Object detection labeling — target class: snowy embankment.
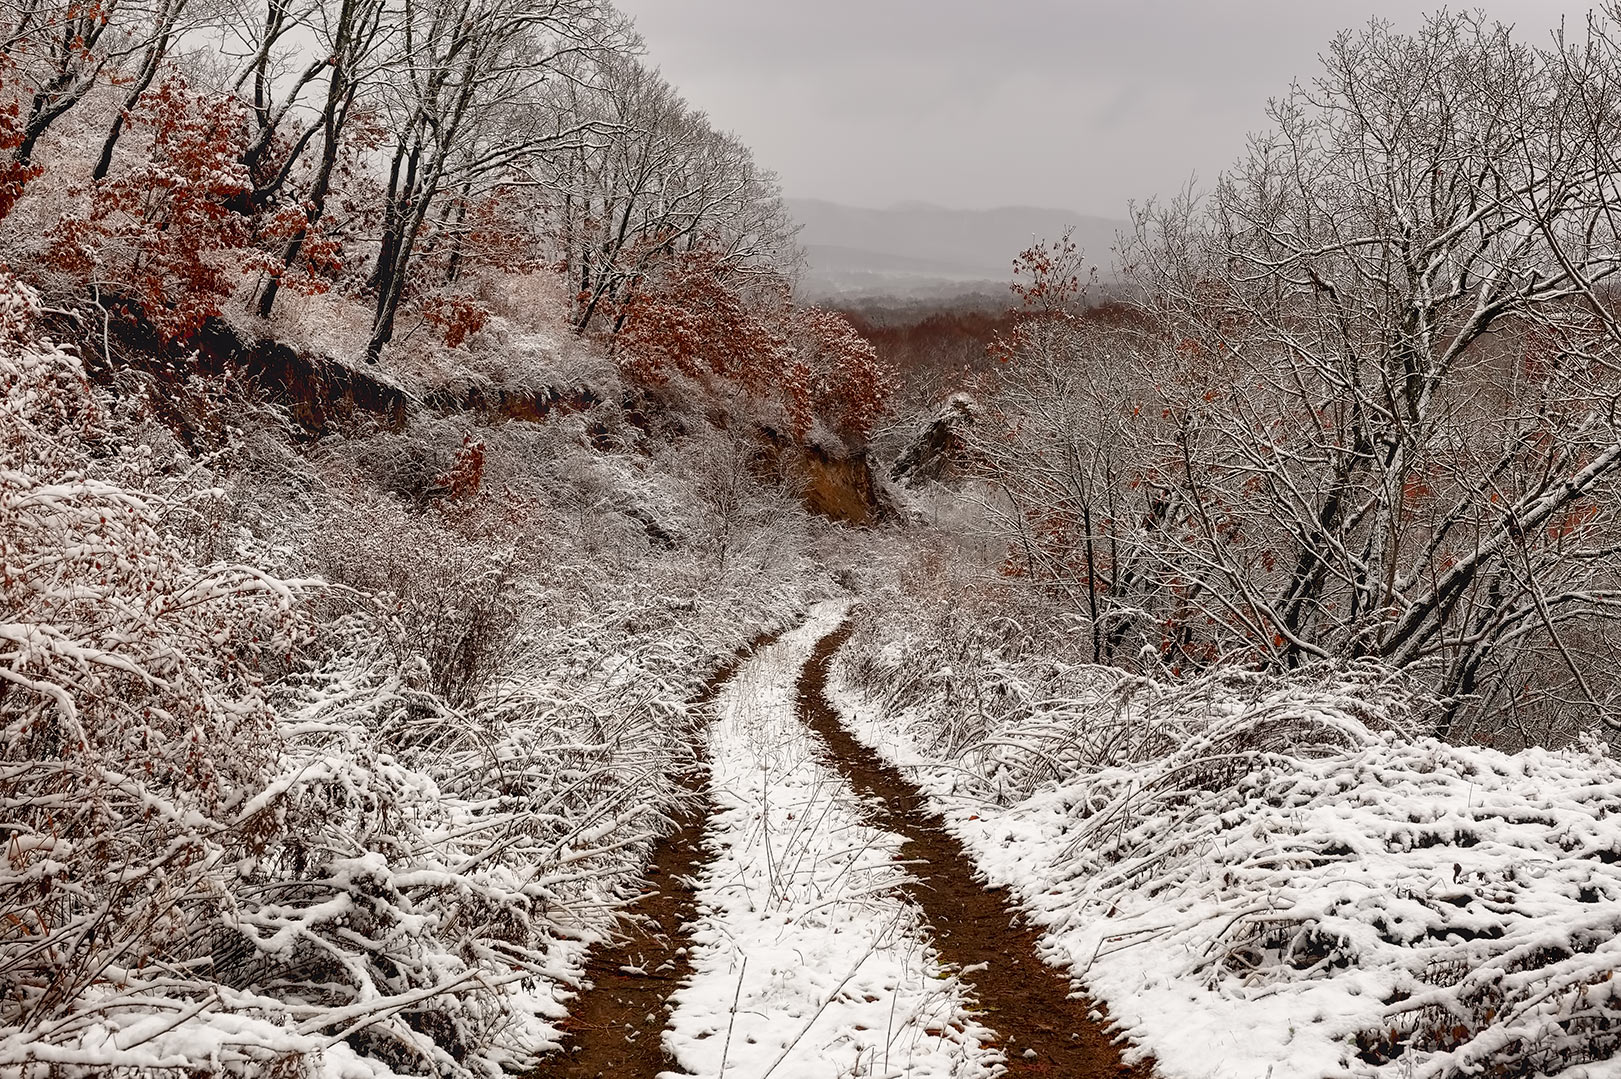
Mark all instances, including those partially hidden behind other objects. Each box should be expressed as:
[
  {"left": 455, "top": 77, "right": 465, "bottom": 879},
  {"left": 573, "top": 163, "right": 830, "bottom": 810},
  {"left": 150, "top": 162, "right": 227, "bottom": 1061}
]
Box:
[
  {"left": 0, "top": 274, "right": 826, "bottom": 1078},
  {"left": 661, "top": 602, "right": 1003, "bottom": 1079},
  {"left": 831, "top": 603, "right": 1621, "bottom": 1079}
]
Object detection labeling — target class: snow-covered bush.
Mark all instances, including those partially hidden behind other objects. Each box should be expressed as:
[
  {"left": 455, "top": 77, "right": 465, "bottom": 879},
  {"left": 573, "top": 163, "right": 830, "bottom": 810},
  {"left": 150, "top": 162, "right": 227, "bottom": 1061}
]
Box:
[
  {"left": 0, "top": 273, "right": 309, "bottom": 1069},
  {"left": 842, "top": 586, "right": 1427, "bottom": 803},
  {"left": 838, "top": 587, "right": 1621, "bottom": 1077},
  {"left": 308, "top": 495, "right": 527, "bottom": 709},
  {"left": 0, "top": 266, "right": 825, "bottom": 1076},
  {"left": 249, "top": 502, "right": 813, "bottom": 1074}
]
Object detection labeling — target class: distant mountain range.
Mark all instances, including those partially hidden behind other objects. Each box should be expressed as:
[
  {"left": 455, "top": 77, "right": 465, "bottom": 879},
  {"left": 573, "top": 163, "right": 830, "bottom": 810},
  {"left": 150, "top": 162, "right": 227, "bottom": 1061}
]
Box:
[{"left": 788, "top": 198, "right": 1127, "bottom": 301}]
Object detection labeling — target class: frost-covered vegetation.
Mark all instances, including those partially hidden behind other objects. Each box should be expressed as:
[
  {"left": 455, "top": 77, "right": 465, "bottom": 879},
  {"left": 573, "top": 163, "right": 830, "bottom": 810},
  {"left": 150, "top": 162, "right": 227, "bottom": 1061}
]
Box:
[
  {"left": 936, "top": 10, "right": 1621, "bottom": 746},
  {"left": 830, "top": 566, "right": 1621, "bottom": 1077},
  {"left": 829, "top": 21, "right": 1621, "bottom": 1069},
  {"left": 0, "top": 0, "right": 908, "bottom": 1068},
  {"left": 11, "top": 0, "right": 1621, "bottom": 1074},
  {"left": 0, "top": 265, "right": 843, "bottom": 1075}
]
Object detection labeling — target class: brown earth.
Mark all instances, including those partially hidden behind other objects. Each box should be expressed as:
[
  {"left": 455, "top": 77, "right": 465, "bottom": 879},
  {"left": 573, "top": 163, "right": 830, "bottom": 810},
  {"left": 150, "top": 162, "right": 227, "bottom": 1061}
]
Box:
[
  {"left": 542, "top": 620, "right": 1150, "bottom": 1078},
  {"left": 798, "top": 623, "right": 1153, "bottom": 1079},
  {"left": 540, "top": 633, "right": 779, "bottom": 1079},
  {"left": 792, "top": 443, "right": 886, "bottom": 525},
  {"left": 754, "top": 428, "right": 894, "bottom": 526}
]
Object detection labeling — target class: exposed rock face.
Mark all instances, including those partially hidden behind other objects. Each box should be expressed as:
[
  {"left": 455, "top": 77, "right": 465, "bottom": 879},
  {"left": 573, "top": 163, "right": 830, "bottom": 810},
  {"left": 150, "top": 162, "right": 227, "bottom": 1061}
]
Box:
[
  {"left": 88, "top": 312, "right": 609, "bottom": 440},
  {"left": 194, "top": 321, "right": 409, "bottom": 434},
  {"left": 78, "top": 306, "right": 896, "bottom": 527},
  {"left": 420, "top": 380, "right": 601, "bottom": 424},
  {"left": 756, "top": 429, "right": 895, "bottom": 526},
  {"left": 71, "top": 313, "right": 411, "bottom": 443},
  {"left": 893, "top": 392, "right": 977, "bottom": 487},
  {"left": 796, "top": 442, "right": 887, "bottom": 525}
]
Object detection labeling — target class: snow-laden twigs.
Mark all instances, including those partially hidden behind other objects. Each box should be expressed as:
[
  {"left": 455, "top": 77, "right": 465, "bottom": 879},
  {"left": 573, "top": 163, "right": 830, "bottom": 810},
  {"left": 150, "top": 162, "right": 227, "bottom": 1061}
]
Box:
[
  {"left": 0, "top": 272, "right": 820, "bottom": 1077},
  {"left": 836, "top": 592, "right": 1621, "bottom": 1079}
]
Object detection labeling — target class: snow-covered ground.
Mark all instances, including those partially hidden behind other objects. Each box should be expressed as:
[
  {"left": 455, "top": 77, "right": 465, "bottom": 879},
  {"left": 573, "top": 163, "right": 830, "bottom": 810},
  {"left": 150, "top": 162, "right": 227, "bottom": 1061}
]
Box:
[
  {"left": 662, "top": 602, "right": 1003, "bottom": 1079},
  {"left": 830, "top": 638, "right": 1621, "bottom": 1079}
]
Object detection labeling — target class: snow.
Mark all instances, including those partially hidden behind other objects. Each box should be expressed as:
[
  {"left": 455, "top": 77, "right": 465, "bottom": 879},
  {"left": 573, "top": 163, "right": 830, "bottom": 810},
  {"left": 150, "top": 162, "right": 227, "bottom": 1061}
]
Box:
[
  {"left": 0, "top": 269, "right": 844, "bottom": 1077},
  {"left": 831, "top": 614, "right": 1621, "bottom": 1078},
  {"left": 662, "top": 601, "right": 1004, "bottom": 1079}
]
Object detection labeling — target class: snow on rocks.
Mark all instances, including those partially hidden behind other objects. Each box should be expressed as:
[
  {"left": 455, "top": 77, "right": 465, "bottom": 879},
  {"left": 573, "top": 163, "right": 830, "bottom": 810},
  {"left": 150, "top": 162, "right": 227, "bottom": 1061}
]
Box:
[
  {"left": 662, "top": 601, "right": 1003, "bottom": 1079},
  {"left": 832, "top": 613, "right": 1621, "bottom": 1079}
]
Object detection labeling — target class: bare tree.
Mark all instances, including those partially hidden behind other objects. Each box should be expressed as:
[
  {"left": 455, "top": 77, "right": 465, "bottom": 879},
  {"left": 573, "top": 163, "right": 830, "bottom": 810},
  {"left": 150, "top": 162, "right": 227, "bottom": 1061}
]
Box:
[
  {"left": 252, "top": 0, "right": 392, "bottom": 316},
  {"left": 361, "top": 0, "right": 623, "bottom": 363},
  {"left": 3, "top": 0, "right": 149, "bottom": 165},
  {"left": 987, "top": 11, "right": 1621, "bottom": 740},
  {"left": 530, "top": 52, "right": 797, "bottom": 335},
  {"left": 89, "top": 0, "right": 197, "bottom": 180},
  {"left": 217, "top": 0, "right": 332, "bottom": 207}
]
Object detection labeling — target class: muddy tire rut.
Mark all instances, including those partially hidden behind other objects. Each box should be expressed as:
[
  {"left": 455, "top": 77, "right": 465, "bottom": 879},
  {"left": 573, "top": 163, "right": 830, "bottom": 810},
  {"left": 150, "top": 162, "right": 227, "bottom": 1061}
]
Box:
[
  {"left": 543, "top": 619, "right": 1148, "bottom": 1078},
  {"left": 800, "top": 624, "right": 1149, "bottom": 1079},
  {"left": 544, "top": 636, "right": 777, "bottom": 1079}
]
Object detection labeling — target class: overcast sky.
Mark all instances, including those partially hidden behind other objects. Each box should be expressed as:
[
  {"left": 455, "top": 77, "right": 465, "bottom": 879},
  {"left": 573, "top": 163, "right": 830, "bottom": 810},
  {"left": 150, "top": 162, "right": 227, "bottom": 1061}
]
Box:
[{"left": 612, "top": 1, "right": 1596, "bottom": 217}]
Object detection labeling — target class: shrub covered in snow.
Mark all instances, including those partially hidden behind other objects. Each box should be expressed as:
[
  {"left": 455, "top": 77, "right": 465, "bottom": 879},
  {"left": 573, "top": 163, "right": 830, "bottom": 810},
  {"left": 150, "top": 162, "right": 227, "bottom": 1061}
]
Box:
[
  {"left": 0, "top": 270, "right": 825, "bottom": 1076},
  {"left": 0, "top": 273, "right": 309, "bottom": 1070},
  {"left": 836, "top": 589, "right": 1621, "bottom": 1078}
]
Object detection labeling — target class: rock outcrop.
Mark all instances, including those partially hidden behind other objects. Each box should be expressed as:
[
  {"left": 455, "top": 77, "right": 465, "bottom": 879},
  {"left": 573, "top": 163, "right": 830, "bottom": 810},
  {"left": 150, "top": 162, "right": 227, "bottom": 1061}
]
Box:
[{"left": 892, "top": 392, "right": 977, "bottom": 487}]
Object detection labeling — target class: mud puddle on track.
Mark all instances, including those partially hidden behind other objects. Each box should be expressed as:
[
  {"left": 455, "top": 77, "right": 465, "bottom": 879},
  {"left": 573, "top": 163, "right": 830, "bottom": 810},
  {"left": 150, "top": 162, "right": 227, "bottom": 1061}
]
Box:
[
  {"left": 544, "top": 634, "right": 778, "bottom": 1079},
  {"left": 798, "top": 624, "right": 1152, "bottom": 1079}
]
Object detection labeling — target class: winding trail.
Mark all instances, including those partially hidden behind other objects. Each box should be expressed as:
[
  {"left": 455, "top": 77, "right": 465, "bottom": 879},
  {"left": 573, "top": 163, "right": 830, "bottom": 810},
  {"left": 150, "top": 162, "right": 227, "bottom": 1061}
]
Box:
[
  {"left": 800, "top": 624, "right": 1148, "bottom": 1079},
  {"left": 544, "top": 612, "right": 1146, "bottom": 1078},
  {"left": 547, "top": 635, "right": 779, "bottom": 1079}
]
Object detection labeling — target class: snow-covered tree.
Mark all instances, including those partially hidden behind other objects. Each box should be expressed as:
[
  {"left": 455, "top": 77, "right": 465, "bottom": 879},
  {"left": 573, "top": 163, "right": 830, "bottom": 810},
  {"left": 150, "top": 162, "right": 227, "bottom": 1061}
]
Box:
[{"left": 984, "top": 11, "right": 1621, "bottom": 740}]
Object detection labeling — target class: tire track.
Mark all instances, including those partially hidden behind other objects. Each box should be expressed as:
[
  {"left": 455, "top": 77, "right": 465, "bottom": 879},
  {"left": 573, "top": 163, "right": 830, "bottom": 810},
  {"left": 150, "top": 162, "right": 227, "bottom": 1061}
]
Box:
[
  {"left": 797, "top": 623, "right": 1153, "bottom": 1079},
  {"left": 546, "top": 618, "right": 1152, "bottom": 1078},
  {"left": 658, "top": 605, "right": 1003, "bottom": 1078},
  {"left": 545, "top": 632, "right": 780, "bottom": 1079}
]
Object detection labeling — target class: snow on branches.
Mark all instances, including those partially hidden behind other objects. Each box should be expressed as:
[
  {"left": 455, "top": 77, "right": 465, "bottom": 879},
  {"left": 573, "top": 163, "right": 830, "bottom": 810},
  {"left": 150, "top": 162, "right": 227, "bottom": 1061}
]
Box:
[
  {"left": 0, "top": 270, "right": 820, "bottom": 1074},
  {"left": 48, "top": 76, "right": 267, "bottom": 343},
  {"left": 835, "top": 592, "right": 1621, "bottom": 1079},
  {"left": 786, "top": 306, "right": 892, "bottom": 444},
  {"left": 612, "top": 249, "right": 892, "bottom": 444},
  {"left": 0, "top": 272, "right": 306, "bottom": 1066}
]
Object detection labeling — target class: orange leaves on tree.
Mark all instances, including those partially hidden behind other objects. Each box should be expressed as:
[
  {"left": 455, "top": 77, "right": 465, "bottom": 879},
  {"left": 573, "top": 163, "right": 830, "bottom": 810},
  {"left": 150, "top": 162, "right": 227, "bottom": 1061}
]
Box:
[
  {"left": 781, "top": 356, "right": 817, "bottom": 439},
  {"left": 612, "top": 250, "right": 893, "bottom": 443},
  {"left": 785, "top": 306, "right": 892, "bottom": 441},
  {"left": 421, "top": 294, "right": 489, "bottom": 349},
  {"left": 1010, "top": 228, "right": 1092, "bottom": 317},
  {"left": 256, "top": 200, "right": 343, "bottom": 295},
  {"left": 614, "top": 247, "right": 787, "bottom": 391},
  {"left": 435, "top": 432, "right": 486, "bottom": 502},
  {"left": 460, "top": 186, "right": 545, "bottom": 276},
  {"left": 0, "top": 63, "right": 40, "bottom": 224},
  {"left": 48, "top": 74, "right": 262, "bottom": 342}
]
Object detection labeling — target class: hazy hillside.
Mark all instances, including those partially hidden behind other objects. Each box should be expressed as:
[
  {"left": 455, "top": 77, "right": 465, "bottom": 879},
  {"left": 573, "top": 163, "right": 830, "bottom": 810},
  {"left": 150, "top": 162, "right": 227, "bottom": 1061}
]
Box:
[{"left": 789, "top": 198, "right": 1126, "bottom": 299}]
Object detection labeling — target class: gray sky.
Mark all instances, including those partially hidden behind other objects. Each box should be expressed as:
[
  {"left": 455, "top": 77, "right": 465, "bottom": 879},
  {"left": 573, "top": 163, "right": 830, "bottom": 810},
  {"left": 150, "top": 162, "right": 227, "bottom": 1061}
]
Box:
[{"left": 612, "top": 1, "right": 1596, "bottom": 217}]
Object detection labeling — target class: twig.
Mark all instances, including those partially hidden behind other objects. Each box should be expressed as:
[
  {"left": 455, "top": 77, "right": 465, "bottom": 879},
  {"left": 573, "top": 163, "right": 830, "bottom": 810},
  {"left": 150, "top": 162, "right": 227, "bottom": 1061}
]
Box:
[{"left": 719, "top": 954, "right": 746, "bottom": 1079}]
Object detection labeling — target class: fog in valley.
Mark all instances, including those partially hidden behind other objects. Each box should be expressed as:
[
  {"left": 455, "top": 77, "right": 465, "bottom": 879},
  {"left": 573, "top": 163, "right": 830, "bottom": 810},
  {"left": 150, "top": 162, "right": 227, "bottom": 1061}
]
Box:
[{"left": 624, "top": 0, "right": 1595, "bottom": 295}]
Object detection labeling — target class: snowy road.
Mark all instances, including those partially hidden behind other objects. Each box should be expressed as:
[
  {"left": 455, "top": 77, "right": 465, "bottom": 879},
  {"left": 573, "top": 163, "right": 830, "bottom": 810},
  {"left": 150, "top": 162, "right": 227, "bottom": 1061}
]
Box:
[
  {"left": 551, "top": 602, "right": 1140, "bottom": 1079},
  {"left": 660, "top": 601, "right": 1003, "bottom": 1079}
]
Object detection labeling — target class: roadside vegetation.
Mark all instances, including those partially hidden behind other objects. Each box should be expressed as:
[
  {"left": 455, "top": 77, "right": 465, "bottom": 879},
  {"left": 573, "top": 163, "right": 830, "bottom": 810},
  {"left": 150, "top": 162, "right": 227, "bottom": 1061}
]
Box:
[
  {"left": 7, "top": 0, "right": 1621, "bottom": 1076},
  {"left": 0, "top": 0, "right": 888, "bottom": 1073}
]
